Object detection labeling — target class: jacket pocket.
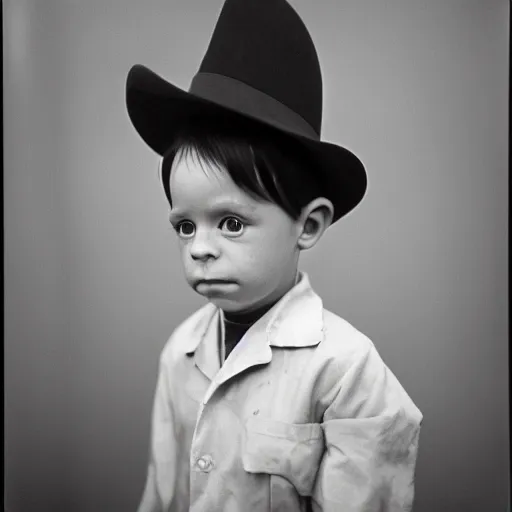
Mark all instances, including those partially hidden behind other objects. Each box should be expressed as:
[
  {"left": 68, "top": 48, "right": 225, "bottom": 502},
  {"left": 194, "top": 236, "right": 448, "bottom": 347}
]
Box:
[{"left": 242, "top": 417, "right": 324, "bottom": 497}]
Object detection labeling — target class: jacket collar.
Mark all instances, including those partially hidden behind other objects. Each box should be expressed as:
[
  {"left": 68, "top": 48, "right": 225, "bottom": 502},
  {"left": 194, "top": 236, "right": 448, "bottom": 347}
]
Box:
[{"left": 184, "top": 272, "right": 324, "bottom": 382}]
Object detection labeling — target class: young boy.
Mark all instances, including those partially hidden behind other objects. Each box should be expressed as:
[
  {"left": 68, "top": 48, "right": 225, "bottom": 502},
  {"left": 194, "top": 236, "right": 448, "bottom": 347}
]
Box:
[{"left": 126, "top": 0, "right": 423, "bottom": 511}]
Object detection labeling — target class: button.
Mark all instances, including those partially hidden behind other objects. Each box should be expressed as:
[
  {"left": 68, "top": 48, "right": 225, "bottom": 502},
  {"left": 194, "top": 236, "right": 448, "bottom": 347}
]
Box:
[{"left": 196, "top": 454, "right": 214, "bottom": 472}]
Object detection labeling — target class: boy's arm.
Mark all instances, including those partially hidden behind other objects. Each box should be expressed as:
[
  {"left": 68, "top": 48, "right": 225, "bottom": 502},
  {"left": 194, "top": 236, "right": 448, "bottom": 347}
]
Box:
[
  {"left": 311, "top": 343, "right": 423, "bottom": 512},
  {"left": 137, "top": 356, "right": 178, "bottom": 512}
]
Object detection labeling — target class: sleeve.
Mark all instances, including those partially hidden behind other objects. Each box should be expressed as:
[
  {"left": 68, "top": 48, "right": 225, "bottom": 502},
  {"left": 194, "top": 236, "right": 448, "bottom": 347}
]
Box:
[
  {"left": 311, "top": 343, "right": 423, "bottom": 512},
  {"left": 137, "top": 355, "right": 178, "bottom": 512}
]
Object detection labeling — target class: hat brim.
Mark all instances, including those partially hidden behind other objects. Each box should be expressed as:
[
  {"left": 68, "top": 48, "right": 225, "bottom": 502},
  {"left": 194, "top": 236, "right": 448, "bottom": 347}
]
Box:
[{"left": 126, "top": 64, "right": 367, "bottom": 223}]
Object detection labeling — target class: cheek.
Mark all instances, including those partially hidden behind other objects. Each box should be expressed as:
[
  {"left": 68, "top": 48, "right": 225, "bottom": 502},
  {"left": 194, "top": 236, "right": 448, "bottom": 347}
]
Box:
[
  {"left": 241, "top": 230, "right": 296, "bottom": 267},
  {"left": 179, "top": 242, "right": 192, "bottom": 269},
  {"left": 264, "top": 223, "right": 296, "bottom": 250}
]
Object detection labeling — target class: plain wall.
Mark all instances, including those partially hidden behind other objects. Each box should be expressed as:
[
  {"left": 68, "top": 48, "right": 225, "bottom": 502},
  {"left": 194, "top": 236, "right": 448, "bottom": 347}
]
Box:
[{"left": 4, "top": 0, "right": 509, "bottom": 510}]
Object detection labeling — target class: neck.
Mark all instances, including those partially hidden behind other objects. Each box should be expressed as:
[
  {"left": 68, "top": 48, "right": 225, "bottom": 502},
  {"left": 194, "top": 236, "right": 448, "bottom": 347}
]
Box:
[
  {"left": 223, "top": 271, "right": 300, "bottom": 325},
  {"left": 223, "top": 299, "right": 279, "bottom": 325}
]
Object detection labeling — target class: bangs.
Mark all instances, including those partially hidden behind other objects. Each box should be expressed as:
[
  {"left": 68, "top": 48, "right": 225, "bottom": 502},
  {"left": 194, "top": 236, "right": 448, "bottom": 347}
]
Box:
[{"left": 160, "top": 121, "right": 322, "bottom": 219}]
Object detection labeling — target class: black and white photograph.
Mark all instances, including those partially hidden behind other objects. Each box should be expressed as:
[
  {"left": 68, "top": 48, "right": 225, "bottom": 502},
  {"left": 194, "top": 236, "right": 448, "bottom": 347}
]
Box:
[{"left": 3, "top": 0, "right": 509, "bottom": 511}]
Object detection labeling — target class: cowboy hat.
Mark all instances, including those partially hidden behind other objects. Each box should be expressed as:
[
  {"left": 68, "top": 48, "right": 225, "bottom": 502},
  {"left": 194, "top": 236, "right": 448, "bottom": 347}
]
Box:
[{"left": 126, "top": 0, "right": 367, "bottom": 222}]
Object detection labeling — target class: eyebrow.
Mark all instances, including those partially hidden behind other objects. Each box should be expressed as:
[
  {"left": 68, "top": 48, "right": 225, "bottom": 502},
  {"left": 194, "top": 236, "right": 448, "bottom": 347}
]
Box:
[{"left": 168, "top": 199, "right": 257, "bottom": 222}]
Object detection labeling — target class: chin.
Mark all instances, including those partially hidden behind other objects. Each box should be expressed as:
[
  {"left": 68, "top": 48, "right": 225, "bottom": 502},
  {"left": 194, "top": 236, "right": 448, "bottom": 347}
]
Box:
[
  {"left": 208, "top": 297, "right": 247, "bottom": 313},
  {"left": 205, "top": 293, "right": 266, "bottom": 313}
]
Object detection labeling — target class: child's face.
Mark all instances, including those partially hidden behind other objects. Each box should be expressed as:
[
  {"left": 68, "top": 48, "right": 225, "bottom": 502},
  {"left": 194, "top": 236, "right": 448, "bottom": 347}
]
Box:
[{"left": 168, "top": 151, "right": 301, "bottom": 313}]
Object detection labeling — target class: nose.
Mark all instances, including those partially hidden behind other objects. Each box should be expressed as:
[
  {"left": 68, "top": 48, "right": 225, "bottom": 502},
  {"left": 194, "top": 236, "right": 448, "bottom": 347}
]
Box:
[{"left": 189, "top": 228, "right": 219, "bottom": 262}]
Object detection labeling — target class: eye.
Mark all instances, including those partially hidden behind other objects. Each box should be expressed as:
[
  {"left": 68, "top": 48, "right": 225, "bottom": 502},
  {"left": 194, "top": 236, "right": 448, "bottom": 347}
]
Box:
[
  {"left": 219, "top": 216, "right": 244, "bottom": 235},
  {"left": 175, "top": 220, "right": 195, "bottom": 238}
]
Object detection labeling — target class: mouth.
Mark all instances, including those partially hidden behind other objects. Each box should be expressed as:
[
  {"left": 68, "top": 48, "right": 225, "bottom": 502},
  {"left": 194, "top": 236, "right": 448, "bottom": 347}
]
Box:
[
  {"left": 194, "top": 278, "right": 236, "bottom": 286},
  {"left": 193, "top": 278, "right": 238, "bottom": 294}
]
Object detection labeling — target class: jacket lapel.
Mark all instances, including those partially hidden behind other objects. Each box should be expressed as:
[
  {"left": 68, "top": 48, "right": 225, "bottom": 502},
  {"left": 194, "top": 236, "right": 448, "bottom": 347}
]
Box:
[
  {"left": 202, "top": 314, "right": 274, "bottom": 403},
  {"left": 192, "top": 273, "right": 324, "bottom": 404},
  {"left": 187, "top": 305, "right": 222, "bottom": 382}
]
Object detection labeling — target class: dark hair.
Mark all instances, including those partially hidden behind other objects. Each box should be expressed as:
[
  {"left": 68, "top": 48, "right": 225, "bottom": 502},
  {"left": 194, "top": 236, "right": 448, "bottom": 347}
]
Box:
[{"left": 159, "top": 116, "right": 323, "bottom": 220}]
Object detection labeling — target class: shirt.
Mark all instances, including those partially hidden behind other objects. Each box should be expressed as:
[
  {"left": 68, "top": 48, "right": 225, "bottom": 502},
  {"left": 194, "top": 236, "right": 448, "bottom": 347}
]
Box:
[
  {"left": 222, "top": 295, "right": 282, "bottom": 363},
  {"left": 222, "top": 316, "right": 252, "bottom": 361},
  {"left": 137, "top": 272, "right": 423, "bottom": 512}
]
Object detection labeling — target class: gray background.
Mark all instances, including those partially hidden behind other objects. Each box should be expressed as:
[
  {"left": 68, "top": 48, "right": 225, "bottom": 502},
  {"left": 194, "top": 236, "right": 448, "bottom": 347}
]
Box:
[{"left": 3, "top": 0, "right": 509, "bottom": 511}]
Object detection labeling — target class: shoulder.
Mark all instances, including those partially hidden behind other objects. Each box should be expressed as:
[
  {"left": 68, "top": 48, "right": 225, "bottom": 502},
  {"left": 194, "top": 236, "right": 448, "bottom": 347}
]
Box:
[
  {"left": 318, "top": 307, "right": 376, "bottom": 367},
  {"left": 320, "top": 307, "right": 423, "bottom": 423},
  {"left": 159, "top": 302, "right": 216, "bottom": 365}
]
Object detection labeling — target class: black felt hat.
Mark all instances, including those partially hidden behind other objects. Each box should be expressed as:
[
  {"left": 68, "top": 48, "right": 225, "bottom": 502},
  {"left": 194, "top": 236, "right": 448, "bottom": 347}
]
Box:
[{"left": 126, "top": 0, "right": 367, "bottom": 223}]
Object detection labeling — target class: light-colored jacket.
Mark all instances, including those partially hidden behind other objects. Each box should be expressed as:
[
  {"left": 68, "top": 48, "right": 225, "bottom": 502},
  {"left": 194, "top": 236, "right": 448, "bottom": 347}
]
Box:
[{"left": 138, "top": 273, "right": 423, "bottom": 512}]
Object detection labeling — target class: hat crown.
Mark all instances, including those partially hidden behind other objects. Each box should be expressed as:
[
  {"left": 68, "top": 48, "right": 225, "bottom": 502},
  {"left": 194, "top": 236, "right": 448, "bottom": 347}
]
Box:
[
  {"left": 125, "top": 0, "right": 367, "bottom": 223},
  {"left": 197, "top": 0, "right": 323, "bottom": 136}
]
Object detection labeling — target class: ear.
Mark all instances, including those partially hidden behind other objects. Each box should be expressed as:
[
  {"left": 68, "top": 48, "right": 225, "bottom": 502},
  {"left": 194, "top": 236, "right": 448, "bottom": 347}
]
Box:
[{"left": 296, "top": 197, "right": 334, "bottom": 251}]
